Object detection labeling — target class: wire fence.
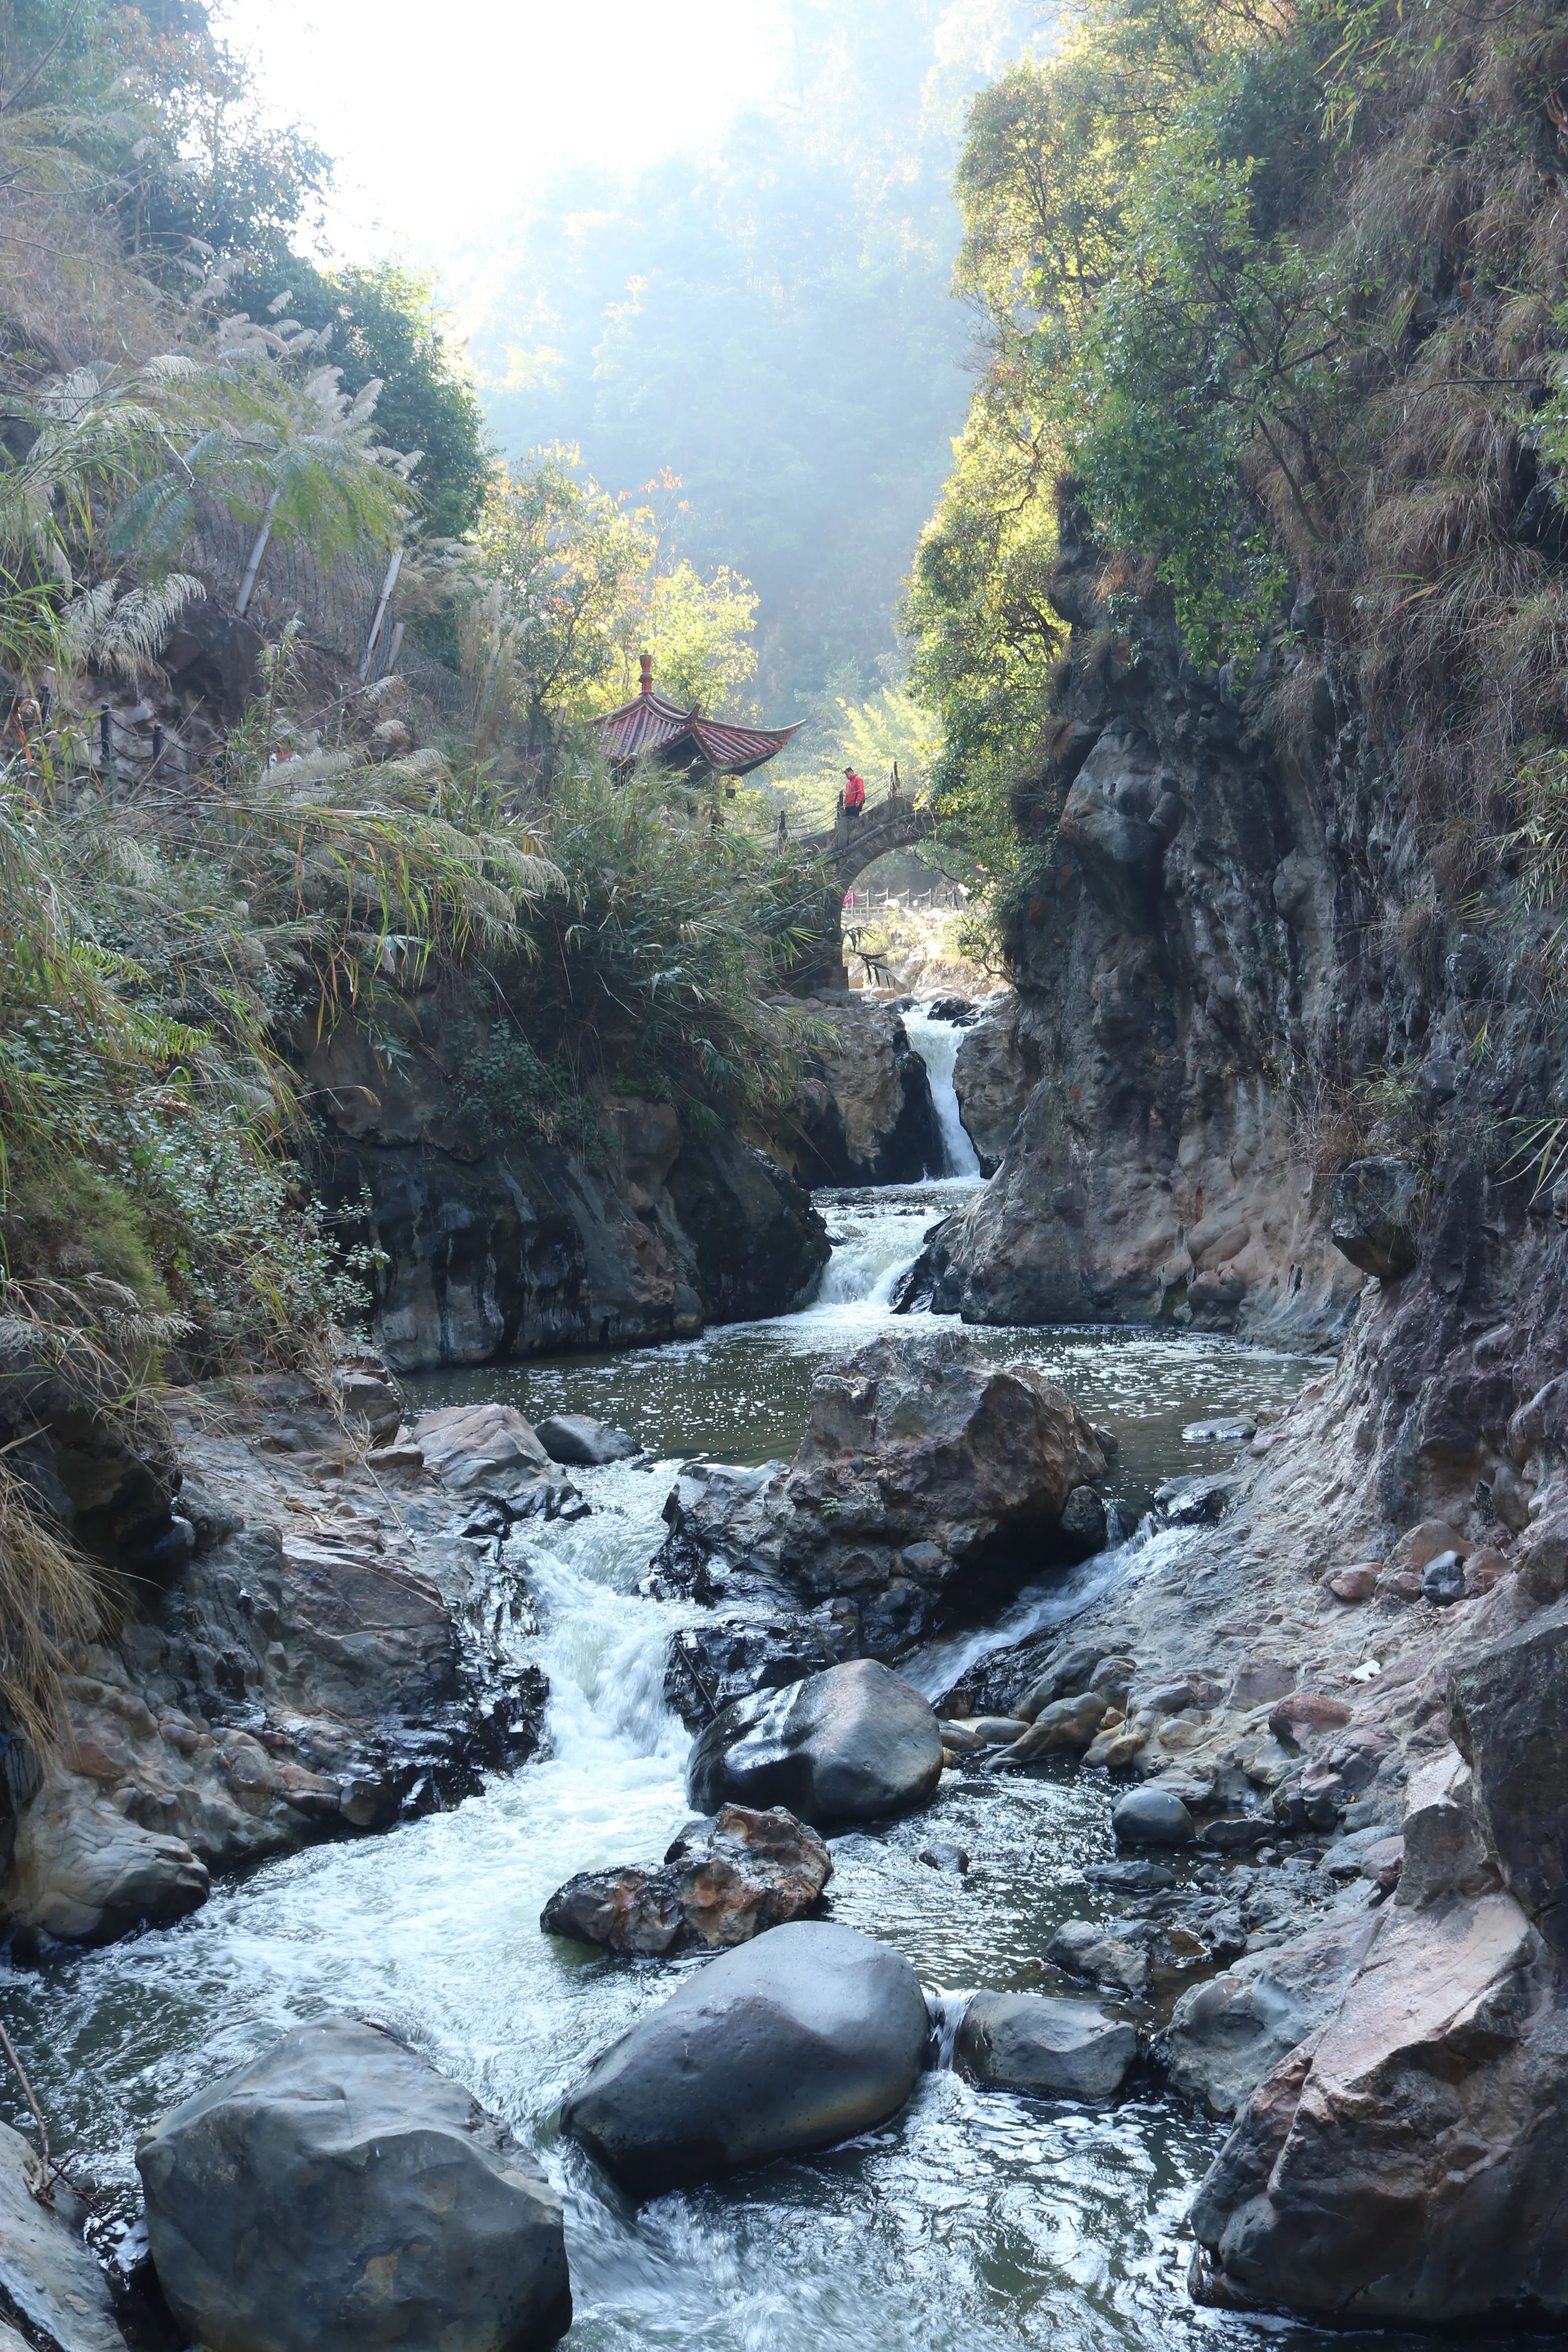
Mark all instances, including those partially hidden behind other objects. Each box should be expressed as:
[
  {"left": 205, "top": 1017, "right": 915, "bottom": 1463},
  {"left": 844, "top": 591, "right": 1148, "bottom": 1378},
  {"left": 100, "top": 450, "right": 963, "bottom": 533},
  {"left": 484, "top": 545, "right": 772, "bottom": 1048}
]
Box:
[{"left": 842, "top": 884, "right": 969, "bottom": 915}]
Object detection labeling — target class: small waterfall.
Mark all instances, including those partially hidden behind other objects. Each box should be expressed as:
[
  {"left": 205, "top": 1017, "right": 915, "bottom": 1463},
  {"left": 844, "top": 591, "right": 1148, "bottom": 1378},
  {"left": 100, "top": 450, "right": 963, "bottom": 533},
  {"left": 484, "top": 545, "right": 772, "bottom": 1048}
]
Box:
[{"left": 902, "top": 1006, "right": 982, "bottom": 1178}]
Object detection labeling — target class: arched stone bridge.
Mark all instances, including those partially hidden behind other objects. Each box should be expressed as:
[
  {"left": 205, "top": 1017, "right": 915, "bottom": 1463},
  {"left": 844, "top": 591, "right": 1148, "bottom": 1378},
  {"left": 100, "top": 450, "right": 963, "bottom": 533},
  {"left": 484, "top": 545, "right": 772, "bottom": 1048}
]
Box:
[{"left": 796, "top": 795, "right": 936, "bottom": 887}]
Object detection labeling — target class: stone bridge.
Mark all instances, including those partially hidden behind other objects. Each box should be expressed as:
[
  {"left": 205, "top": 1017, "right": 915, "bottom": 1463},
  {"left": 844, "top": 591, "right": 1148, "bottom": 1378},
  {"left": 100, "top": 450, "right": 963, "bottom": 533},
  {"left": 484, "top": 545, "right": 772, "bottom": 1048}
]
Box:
[{"left": 796, "top": 795, "right": 936, "bottom": 888}]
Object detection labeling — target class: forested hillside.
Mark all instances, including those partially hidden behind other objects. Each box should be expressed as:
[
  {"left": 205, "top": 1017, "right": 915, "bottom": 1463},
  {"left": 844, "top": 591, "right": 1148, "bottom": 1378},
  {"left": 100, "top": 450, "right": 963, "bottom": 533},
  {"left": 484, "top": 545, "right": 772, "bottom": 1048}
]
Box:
[{"left": 456, "top": 0, "right": 1048, "bottom": 711}]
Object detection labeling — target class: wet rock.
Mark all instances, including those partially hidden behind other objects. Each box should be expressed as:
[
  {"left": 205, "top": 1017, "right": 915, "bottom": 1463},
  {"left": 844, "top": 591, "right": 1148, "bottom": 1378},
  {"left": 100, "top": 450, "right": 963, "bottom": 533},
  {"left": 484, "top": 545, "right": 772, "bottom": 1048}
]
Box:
[
  {"left": 1045, "top": 1918, "right": 1151, "bottom": 1998},
  {"left": 539, "top": 1805, "right": 831, "bottom": 1956},
  {"left": 1084, "top": 1859, "right": 1175, "bottom": 1893},
  {"left": 559, "top": 1920, "right": 928, "bottom": 2195},
  {"left": 686, "top": 1659, "right": 943, "bottom": 1829},
  {"left": 1189, "top": 1893, "right": 1562, "bottom": 2324},
  {"left": 956, "top": 1993, "right": 1138, "bottom": 2100},
  {"left": 0, "top": 2121, "right": 125, "bottom": 2352},
  {"left": 663, "top": 1617, "right": 839, "bottom": 1727},
  {"left": 1112, "top": 1787, "right": 1195, "bottom": 1846},
  {"left": 1421, "top": 1548, "right": 1466, "bottom": 1604},
  {"left": 1157, "top": 1911, "right": 1379, "bottom": 2117},
  {"left": 1059, "top": 1484, "right": 1109, "bottom": 1555},
  {"left": 534, "top": 1414, "right": 638, "bottom": 1467},
  {"left": 1017, "top": 1641, "right": 1112, "bottom": 1721},
  {"left": 1153, "top": 1473, "right": 1240, "bottom": 1527},
  {"left": 952, "top": 994, "right": 1040, "bottom": 1176},
  {"left": 1199, "top": 1815, "right": 1273, "bottom": 1854},
  {"left": 137, "top": 2015, "right": 571, "bottom": 2352},
  {"left": 1328, "top": 1157, "right": 1420, "bottom": 1281},
  {"left": 918, "top": 1842, "right": 970, "bottom": 1875},
  {"left": 646, "top": 1460, "right": 791, "bottom": 1603},
  {"left": 5, "top": 1773, "right": 209, "bottom": 1944},
  {"left": 1181, "top": 1419, "right": 1256, "bottom": 1446}
]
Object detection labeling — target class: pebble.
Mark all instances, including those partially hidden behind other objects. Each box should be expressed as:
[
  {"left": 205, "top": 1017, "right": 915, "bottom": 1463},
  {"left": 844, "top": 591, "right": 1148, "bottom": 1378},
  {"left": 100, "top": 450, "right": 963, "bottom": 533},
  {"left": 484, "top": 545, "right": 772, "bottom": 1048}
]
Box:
[{"left": 918, "top": 1842, "right": 970, "bottom": 1875}]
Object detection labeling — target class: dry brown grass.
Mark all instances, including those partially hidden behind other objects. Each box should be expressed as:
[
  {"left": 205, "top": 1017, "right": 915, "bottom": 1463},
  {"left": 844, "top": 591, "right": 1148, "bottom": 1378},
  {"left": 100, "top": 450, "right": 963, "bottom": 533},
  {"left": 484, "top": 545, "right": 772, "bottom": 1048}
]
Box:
[{"left": 0, "top": 1453, "right": 116, "bottom": 1749}]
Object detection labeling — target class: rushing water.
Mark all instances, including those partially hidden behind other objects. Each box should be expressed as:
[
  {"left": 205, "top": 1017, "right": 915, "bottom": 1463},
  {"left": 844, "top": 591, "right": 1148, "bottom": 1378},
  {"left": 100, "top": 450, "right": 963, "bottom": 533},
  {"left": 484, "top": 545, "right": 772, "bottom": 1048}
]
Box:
[
  {"left": 901, "top": 1003, "right": 983, "bottom": 1179},
  {"left": 4, "top": 1156, "right": 1346, "bottom": 2352}
]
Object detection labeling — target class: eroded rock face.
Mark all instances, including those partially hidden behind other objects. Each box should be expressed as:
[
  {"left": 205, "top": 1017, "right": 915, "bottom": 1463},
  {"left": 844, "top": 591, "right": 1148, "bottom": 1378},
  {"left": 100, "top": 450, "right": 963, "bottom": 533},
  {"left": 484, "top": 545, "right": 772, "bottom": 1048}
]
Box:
[
  {"left": 686, "top": 1658, "right": 943, "bottom": 1828},
  {"left": 652, "top": 1332, "right": 1110, "bottom": 1641},
  {"left": 1156, "top": 1912, "right": 1379, "bottom": 2117},
  {"left": 0, "top": 2120, "right": 125, "bottom": 2352},
  {"left": 138, "top": 2016, "right": 571, "bottom": 2352},
  {"left": 952, "top": 994, "right": 1041, "bottom": 1176},
  {"left": 540, "top": 1804, "right": 831, "bottom": 1955},
  {"left": 559, "top": 1920, "right": 929, "bottom": 2194},
  {"left": 309, "top": 1013, "right": 828, "bottom": 1370},
  {"left": 784, "top": 998, "right": 944, "bottom": 1185},
  {"left": 1449, "top": 1597, "right": 1568, "bottom": 1950},
  {"left": 1189, "top": 1893, "right": 1568, "bottom": 2326}
]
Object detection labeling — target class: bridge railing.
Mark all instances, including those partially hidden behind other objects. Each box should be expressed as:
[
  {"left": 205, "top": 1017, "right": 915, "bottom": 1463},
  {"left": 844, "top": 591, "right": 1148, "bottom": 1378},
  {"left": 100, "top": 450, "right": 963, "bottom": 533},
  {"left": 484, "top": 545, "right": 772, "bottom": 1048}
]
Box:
[{"left": 842, "top": 883, "right": 968, "bottom": 914}]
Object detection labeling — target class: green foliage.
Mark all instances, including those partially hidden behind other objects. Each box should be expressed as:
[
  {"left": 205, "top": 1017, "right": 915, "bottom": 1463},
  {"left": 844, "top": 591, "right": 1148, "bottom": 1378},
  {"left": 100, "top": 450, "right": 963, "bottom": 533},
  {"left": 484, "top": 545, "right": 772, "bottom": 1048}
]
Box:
[{"left": 236, "top": 261, "right": 491, "bottom": 539}]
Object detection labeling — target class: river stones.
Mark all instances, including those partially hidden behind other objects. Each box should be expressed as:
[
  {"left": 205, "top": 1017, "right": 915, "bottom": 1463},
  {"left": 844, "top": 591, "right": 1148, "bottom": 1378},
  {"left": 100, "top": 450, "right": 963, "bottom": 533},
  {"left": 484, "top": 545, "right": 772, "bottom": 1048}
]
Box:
[
  {"left": 1112, "top": 1786, "right": 1196, "bottom": 1846},
  {"left": 1155, "top": 1912, "right": 1379, "bottom": 2116},
  {"left": 559, "top": 1920, "right": 928, "bottom": 2194},
  {"left": 410, "top": 1402, "right": 552, "bottom": 1504},
  {"left": 136, "top": 2016, "right": 571, "bottom": 2352},
  {"left": 685, "top": 1658, "right": 943, "bottom": 1828},
  {"left": 957, "top": 1993, "right": 1138, "bottom": 2100},
  {"left": 540, "top": 1804, "right": 831, "bottom": 1956},
  {"left": 534, "top": 1414, "right": 639, "bottom": 1466}
]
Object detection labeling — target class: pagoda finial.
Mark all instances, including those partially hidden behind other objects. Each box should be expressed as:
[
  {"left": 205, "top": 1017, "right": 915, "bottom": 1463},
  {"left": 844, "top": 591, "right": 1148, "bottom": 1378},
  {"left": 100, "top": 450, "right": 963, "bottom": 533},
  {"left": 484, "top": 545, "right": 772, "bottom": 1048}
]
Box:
[{"left": 639, "top": 650, "right": 653, "bottom": 697}]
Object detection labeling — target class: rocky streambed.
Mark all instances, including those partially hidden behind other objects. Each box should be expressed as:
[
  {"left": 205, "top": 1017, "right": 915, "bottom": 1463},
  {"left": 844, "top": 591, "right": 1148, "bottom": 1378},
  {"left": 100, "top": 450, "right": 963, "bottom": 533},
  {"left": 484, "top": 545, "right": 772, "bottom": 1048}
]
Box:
[{"left": 0, "top": 1185, "right": 1370, "bottom": 2352}]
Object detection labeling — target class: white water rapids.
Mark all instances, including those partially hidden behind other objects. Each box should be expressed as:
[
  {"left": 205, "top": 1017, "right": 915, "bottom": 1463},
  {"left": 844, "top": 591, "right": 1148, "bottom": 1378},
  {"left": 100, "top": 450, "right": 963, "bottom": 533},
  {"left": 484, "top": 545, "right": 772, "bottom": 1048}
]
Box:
[
  {"left": 902, "top": 1003, "right": 984, "bottom": 1178},
  {"left": 4, "top": 1178, "right": 1334, "bottom": 2352}
]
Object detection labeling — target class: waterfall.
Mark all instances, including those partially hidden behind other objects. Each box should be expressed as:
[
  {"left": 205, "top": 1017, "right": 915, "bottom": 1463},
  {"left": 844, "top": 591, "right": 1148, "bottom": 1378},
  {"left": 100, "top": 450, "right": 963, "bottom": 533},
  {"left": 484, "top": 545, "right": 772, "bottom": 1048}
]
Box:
[{"left": 901, "top": 1006, "right": 982, "bottom": 1178}]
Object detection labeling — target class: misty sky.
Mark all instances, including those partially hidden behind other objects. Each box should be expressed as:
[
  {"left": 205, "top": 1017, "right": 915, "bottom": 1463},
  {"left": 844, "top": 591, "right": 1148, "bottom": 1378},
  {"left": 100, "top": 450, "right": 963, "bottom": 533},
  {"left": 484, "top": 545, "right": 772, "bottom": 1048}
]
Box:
[{"left": 242, "top": 0, "right": 795, "bottom": 263}]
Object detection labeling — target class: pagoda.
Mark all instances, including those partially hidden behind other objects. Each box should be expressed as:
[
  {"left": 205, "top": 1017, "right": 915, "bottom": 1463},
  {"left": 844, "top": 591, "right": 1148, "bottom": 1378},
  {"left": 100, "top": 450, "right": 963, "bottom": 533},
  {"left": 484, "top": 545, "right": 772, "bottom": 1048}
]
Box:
[{"left": 593, "top": 652, "right": 804, "bottom": 780}]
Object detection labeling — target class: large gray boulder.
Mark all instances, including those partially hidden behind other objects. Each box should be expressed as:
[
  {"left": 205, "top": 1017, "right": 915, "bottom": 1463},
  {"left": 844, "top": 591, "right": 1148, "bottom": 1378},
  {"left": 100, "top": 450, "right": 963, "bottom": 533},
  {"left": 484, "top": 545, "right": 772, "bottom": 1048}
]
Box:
[
  {"left": 686, "top": 1658, "right": 943, "bottom": 1828},
  {"left": 534, "top": 1414, "right": 638, "bottom": 1467},
  {"left": 1450, "top": 1595, "right": 1568, "bottom": 1950},
  {"left": 136, "top": 2016, "right": 570, "bottom": 2352},
  {"left": 956, "top": 1993, "right": 1137, "bottom": 2100},
  {"left": 559, "top": 1920, "right": 928, "bottom": 2194}
]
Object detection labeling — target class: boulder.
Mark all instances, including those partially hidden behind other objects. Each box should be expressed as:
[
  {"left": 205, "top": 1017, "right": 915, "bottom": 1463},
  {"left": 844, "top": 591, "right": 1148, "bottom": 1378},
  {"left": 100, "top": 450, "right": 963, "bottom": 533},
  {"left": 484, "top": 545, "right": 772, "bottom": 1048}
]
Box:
[
  {"left": 1396, "top": 1745, "right": 1497, "bottom": 1909},
  {"left": 6, "top": 1774, "right": 209, "bottom": 1943},
  {"left": 410, "top": 1403, "right": 551, "bottom": 1503},
  {"left": 918, "top": 1841, "right": 970, "bottom": 1874},
  {"left": 686, "top": 1659, "right": 942, "bottom": 1829},
  {"left": 0, "top": 2120, "right": 125, "bottom": 2352},
  {"left": 559, "top": 1920, "right": 929, "bottom": 2195},
  {"left": 1045, "top": 1918, "right": 1151, "bottom": 1998},
  {"left": 956, "top": 1993, "right": 1138, "bottom": 2100},
  {"left": 1156, "top": 1912, "right": 1379, "bottom": 2116},
  {"left": 1181, "top": 1418, "right": 1256, "bottom": 1446},
  {"left": 1112, "top": 1787, "right": 1195, "bottom": 1846},
  {"left": 1189, "top": 1893, "right": 1568, "bottom": 2325},
  {"left": 952, "top": 994, "right": 1039, "bottom": 1176},
  {"left": 1421, "top": 1548, "right": 1466, "bottom": 1604},
  {"left": 137, "top": 2016, "right": 570, "bottom": 2352},
  {"left": 534, "top": 1414, "right": 638, "bottom": 1467},
  {"left": 1328, "top": 1157, "right": 1420, "bottom": 1280},
  {"left": 653, "top": 1333, "right": 1108, "bottom": 1633},
  {"left": 540, "top": 1805, "right": 830, "bottom": 1956}
]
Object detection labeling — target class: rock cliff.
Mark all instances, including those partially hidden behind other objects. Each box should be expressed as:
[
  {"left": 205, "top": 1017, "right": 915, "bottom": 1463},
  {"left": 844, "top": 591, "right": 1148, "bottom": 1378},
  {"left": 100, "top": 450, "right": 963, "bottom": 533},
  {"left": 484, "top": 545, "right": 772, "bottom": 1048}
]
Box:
[
  {"left": 302, "top": 1009, "right": 829, "bottom": 1371},
  {"left": 906, "top": 506, "right": 1557, "bottom": 1350}
]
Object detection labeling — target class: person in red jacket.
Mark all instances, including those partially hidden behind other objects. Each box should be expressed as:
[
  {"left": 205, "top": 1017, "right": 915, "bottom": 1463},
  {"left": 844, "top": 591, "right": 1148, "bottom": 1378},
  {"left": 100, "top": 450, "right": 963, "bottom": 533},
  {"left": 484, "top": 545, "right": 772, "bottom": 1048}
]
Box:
[{"left": 842, "top": 766, "right": 866, "bottom": 817}]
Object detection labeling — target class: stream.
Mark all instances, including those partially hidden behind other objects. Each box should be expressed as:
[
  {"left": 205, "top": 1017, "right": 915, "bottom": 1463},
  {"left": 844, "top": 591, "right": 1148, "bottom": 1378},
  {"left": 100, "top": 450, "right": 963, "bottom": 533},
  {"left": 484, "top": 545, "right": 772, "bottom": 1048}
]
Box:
[{"left": 4, "top": 1023, "right": 1336, "bottom": 2352}]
